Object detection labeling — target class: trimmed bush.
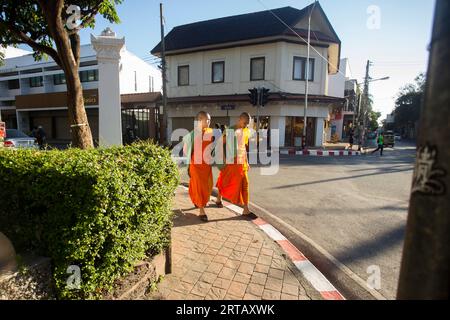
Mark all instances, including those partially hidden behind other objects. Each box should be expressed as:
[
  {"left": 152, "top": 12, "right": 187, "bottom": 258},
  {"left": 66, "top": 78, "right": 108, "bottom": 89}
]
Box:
[{"left": 0, "top": 142, "right": 179, "bottom": 299}]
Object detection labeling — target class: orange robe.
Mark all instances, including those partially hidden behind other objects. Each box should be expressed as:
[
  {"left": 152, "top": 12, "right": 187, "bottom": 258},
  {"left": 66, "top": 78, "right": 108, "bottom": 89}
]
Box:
[
  {"left": 188, "top": 128, "right": 214, "bottom": 208},
  {"left": 216, "top": 127, "right": 250, "bottom": 206}
]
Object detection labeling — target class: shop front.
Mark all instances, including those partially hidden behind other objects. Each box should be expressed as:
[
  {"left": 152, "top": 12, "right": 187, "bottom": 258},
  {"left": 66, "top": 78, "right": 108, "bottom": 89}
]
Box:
[{"left": 284, "top": 116, "right": 316, "bottom": 148}]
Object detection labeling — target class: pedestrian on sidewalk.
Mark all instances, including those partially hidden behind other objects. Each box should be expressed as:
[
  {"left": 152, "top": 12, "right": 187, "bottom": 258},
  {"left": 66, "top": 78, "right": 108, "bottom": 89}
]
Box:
[
  {"left": 36, "top": 126, "right": 47, "bottom": 150},
  {"left": 183, "top": 111, "right": 215, "bottom": 222},
  {"left": 348, "top": 128, "right": 354, "bottom": 150},
  {"left": 215, "top": 112, "right": 256, "bottom": 218},
  {"left": 371, "top": 133, "right": 384, "bottom": 156}
]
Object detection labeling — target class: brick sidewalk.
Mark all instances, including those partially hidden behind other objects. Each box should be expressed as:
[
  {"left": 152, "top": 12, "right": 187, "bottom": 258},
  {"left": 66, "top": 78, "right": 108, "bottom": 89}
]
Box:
[{"left": 149, "top": 186, "right": 322, "bottom": 300}]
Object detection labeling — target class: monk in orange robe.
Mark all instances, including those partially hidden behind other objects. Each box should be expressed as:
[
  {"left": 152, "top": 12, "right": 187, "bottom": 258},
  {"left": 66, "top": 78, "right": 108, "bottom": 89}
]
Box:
[
  {"left": 216, "top": 112, "right": 255, "bottom": 217},
  {"left": 183, "top": 111, "right": 214, "bottom": 222}
]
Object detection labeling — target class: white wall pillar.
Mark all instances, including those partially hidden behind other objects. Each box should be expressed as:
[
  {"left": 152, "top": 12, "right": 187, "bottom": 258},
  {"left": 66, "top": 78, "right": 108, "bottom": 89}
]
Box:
[
  {"left": 270, "top": 116, "right": 286, "bottom": 147},
  {"left": 91, "top": 28, "right": 125, "bottom": 147},
  {"left": 315, "top": 117, "right": 325, "bottom": 147},
  {"left": 17, "top": 111, "right": 29, "bottom": 133}
]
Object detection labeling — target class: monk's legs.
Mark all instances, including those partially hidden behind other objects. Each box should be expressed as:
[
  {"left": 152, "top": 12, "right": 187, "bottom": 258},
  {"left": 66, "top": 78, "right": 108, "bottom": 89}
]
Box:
[
  {"left": 199, "top": 207, "right": 208, "bottom": 221},
  {"left": 241, "top": 171, "right": 251, "bottom": 215},
  {"left": 215, "top": 192, "right": 224, "bottom": 207}
]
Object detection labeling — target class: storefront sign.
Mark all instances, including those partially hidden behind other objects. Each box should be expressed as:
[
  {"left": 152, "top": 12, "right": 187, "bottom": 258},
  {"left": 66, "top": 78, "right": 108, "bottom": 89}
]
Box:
[{"left": 221, "top": 104, "right": 236, "bottom": 111}]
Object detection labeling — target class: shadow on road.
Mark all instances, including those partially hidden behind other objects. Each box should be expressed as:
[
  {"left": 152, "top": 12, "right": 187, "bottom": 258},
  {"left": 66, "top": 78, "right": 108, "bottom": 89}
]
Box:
[
  {"left": 272, "top": 167, "right": 413, "bottom": 189},
  {"left": 333, "top": 224, "right": 405, "bottom": 264}
]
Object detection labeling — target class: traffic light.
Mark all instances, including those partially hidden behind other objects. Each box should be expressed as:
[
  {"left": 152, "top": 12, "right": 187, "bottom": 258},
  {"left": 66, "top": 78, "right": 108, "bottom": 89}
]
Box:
[
  {"left": 260, "top": 88, "right": 270, "bottom": 106},
  {"left": 248, "top": 88, "right": 258, "bottom": 106}
]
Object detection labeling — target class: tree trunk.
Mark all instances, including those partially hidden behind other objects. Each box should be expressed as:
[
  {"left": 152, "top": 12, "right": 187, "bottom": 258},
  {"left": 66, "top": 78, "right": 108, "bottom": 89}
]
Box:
[
  {"left": 63, "top": 64, "right": 94, "bottom": 149},
  {"left": 41, "top": 1, "right": 94, "bottom": 149}
]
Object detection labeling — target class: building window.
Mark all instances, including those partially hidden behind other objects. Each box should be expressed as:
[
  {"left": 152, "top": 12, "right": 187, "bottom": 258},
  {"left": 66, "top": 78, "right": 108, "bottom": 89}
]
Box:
[
  {"left": 212, "top": 61, "right": 225, "bottom": 83},
  {"left": 178, "top": 65, "right": 189, "bottom": 86},
  {"left": 8, "top": 79, "right": 20, "bottom": 90},
  {"left": 250, "top": 57, "right": 265, "bottom": 81},
  {"left": 53, "top": 73, "right": 66, "bottom": 85},
  {"left": 293, "top": 57, "right": 315, "bottom": 81},
  {"left": 80, "top": 70, "right": 98, "bottom": 82},
  {"left": 29, "top": 76, "right": 43, "bottom": 88}
]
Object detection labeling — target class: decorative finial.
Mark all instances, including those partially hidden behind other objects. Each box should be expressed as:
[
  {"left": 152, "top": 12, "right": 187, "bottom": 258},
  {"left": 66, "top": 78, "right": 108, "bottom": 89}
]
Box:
[{"left": 101, "top": 27, "right": 116, "bottom": 37}]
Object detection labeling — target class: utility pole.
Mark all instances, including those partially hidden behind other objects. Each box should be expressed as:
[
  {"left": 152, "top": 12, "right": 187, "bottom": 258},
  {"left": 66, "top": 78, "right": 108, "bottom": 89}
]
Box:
[
  {"left": 302, "top": 2, "right": 315, "bottom": 150},
  {"left": 160, "top": 3, "right": 168, "bottom": 144},
  {"left": 359, "top": 60, "right": 371, "bottom": 151},
  {"left": 397, "top": 0, "right": 449, "bottom": 300}
]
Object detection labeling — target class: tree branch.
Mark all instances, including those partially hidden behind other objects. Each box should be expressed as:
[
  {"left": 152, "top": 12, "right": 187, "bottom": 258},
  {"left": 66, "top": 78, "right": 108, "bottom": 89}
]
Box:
[{"left": 0, "top": 20, "right": 61, "bottom": 66}]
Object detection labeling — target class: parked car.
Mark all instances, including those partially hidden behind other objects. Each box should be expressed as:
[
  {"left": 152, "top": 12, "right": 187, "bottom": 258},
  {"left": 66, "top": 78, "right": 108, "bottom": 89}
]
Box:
[
  {"left": 4, "top": 129, "right": 38, "bottom": 149},
  {"left": 394, "top": 133, "right": 402, "bottom": 141},
  {"left": 384, "top": 130, "right": 395, "bottom": 148}
]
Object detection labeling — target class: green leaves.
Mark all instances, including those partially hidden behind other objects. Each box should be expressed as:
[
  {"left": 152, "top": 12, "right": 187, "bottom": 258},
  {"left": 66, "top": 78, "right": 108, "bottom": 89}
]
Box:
[
  {"left": 0, "top": 1, "right": 123, "bottom": 62},
  {"left": 0, "top": 142, "right": 179, "bottom": 299}
]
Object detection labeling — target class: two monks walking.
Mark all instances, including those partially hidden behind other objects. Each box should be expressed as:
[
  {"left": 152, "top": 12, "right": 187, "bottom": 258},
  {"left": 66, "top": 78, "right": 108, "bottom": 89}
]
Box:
[{"left": 183, "top": 111, "right": 255, "bottom": 222}]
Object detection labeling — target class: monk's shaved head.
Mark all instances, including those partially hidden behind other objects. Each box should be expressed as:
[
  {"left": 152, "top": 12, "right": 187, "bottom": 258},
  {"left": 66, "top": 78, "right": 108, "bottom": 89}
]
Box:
[
  {"left": 197, "top": 111, "right": 210, "bottom": 120},
  {"left": 240, "top": 112, "right": 250, "bottom": 122},
  {"left": 195, "top": 111, "right": 211, "bottom": 130}
]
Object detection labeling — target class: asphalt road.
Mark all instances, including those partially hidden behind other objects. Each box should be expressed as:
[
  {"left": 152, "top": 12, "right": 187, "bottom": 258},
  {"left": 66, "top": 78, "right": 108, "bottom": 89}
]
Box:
[{"left": 179, "top": 141, "right": 416, "bottom": 300}]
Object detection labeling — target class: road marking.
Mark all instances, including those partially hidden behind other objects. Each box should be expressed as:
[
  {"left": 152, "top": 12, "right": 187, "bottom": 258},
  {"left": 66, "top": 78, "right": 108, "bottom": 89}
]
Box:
[
  {"left": 294, "top": 260, "right": 337, "bottom": 292},
  {"left": 259, "top": 224, "right": 287, "bottom": 241},
  {"left": 281, "top": 149, "right": 361, "bottom": 157}
]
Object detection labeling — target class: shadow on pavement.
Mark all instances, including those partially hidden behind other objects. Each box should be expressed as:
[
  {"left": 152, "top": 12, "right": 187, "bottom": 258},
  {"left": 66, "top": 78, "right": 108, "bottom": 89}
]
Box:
[{"left": 272, "top": 167, "right": 413, "bottom": 189}]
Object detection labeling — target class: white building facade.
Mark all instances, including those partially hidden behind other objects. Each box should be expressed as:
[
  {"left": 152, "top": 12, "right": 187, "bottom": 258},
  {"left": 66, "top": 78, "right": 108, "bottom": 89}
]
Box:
[
  {"left": 152, "top": 5, "right": 344, "bottom": 148},
  {"left": 0, "top": 29, "right": 162, "bottom": 147}
]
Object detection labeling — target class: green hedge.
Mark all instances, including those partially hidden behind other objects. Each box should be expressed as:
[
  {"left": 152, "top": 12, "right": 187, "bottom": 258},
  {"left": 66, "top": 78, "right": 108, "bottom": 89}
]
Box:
[{"left": 0, "top": 142, "right": 179, "bottom": 299}]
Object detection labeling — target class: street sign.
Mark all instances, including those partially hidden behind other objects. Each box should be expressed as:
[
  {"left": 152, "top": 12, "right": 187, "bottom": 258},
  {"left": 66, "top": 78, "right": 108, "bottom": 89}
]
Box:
[
  {"left": 0, "top": 122, "right": 5, "bottom": 139},
  {"left": 221, "top": 105, "right": 236, "bottom": 111}
]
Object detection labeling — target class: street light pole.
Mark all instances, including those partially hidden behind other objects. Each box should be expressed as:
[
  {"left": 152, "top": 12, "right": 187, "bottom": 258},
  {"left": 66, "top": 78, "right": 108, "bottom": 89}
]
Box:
[
  {"left": 360, "top": 60, "right": 372, "bottom": 151},
  {"left": 302, "top": 1, "right": 317, "bottom": 150},
  {"left": 160, "top": 3, "right": 168, "bottom": 144},
  {"left": 356, "top": 74, "right": 389, "bottom": 151}
]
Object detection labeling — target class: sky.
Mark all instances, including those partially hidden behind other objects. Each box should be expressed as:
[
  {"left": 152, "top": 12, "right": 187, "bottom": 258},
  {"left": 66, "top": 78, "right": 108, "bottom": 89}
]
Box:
[{"left": 64, "top": 0, "right": 437, "bottom": 119}]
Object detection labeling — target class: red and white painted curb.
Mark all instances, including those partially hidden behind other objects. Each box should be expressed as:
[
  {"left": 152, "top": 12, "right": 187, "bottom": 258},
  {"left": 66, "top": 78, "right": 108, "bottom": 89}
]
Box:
[
  {"left": 280, "top": 149, "right": 360, "bottom": 156},
  {"left": 180, "top": 186, "right": 344, "bottom": 301},
  {"left": 250, "top": 217, "right": 345, "bottom": 300}
]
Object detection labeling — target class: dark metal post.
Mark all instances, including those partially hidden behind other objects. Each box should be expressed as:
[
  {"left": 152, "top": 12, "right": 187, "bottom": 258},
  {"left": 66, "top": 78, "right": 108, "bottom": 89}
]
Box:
[
  {"left": 397, "top": 0, "right": 449, "bottom": 300},
  {"left": 160, "top": 3, "right": 168, "bottom": 144}
]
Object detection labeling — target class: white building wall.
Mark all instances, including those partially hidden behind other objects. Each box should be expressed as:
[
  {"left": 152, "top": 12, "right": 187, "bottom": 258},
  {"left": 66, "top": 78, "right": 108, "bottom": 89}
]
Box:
[
  {"left": 119, "top": 50, "right": 162, "bottom": 95},
  {"left": 328, "top": 58, "right": 351, "bottom": 98},
  {"left": 270, "top": 116, "right": 286, "bottom": 147},
  {"left": 166, "top": 42, "right": 329, "bottom": 98},
  {"left": 281, "top": 43, "right": 328, "bottom": 96}
]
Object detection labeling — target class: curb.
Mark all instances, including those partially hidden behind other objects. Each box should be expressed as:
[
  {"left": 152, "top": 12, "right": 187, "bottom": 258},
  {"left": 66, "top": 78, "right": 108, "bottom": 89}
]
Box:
[
  {"left": 280, "top": 149, "right": 360, "bottom": 156},
  {"left": 180, "top": 185, "right": 345, "bottom": 301}
]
